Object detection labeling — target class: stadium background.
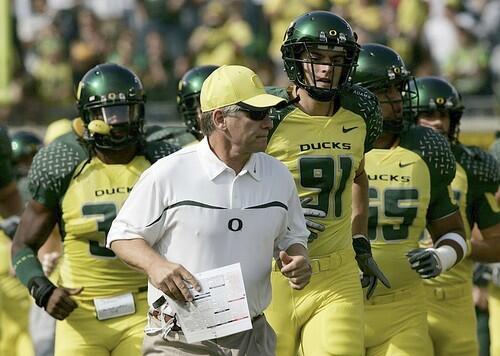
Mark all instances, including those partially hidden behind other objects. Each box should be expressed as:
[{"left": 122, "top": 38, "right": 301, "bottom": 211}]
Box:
[{"left": 0, "top": 0, "right": 498, "bottom": 149}]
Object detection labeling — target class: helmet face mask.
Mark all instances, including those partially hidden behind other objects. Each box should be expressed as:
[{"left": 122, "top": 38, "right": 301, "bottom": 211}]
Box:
[
  {"left": 281, "top": 11, "right": 360, "bottom": 101},
  {"left": 77, "top": 63, "right": 146, "bottom": 151}
]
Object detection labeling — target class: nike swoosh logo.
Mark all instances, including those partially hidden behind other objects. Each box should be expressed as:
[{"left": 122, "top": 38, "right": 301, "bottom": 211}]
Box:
[
  {"left": 342, "top": 126, "right": 358, "bottom": 133},
  {"left": 399, "top": 162, "right": 415, "bottom": 168}
]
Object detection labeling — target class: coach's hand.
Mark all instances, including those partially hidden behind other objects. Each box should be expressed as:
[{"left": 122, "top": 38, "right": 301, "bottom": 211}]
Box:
[
  {"left": 279, "top": 249, "right": 311, "bottom": 290},
  {"left": 353, "top": 235, "right": 391, "bottom": 299},
  {"left": 406, "top": 248, "right": 442, "bottom": 279},
  {"left": 149, "top": 260, "right": 201, "bottom": 302},
  {"left": 300, "top": 197, "right": 326, "bottom": 242},
  {"left": 45, "top": 286, "right": 83, "bottom": 320}
]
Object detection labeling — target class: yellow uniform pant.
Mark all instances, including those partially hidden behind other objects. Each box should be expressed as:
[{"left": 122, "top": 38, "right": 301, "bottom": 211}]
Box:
[
  {"left": 490, "top": 285, "right": 500, "bottom": 356},
  {"left": 364, "top": 284, "right": 432, "bottom": 356},
  {"left": 424, "top": 283, "right": 478, "bottom": 356},
  {"left": 0, "top": 274, "right": 34, "bottom": 356},
  {"left": 266, "top": 248, "right": 364, "bottom": 356},
  {"left": 55, "top": 290, "right": 148, "bottom": 356},
  {"left": 0, "top": 235, "right": 34, "bottom": 356}
]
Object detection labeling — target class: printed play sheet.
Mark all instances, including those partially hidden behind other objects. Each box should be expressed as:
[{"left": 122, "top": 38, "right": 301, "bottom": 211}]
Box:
[{"left": 166, "top": 263, "right": 252, "bottom": 343}]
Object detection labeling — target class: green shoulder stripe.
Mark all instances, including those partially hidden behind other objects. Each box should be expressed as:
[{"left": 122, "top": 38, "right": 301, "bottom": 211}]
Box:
[
  {"left": 143, "top": 140, "right": 181, "bottom": 164},
  {"left": 0, "top": 125, "right": 15, "bottom": 188},
  {"left": 340, "top": 84, "right": 383, "bottom": 152},
  {"left": 28, "top": 140, "right": 87, "bottom": 209},
  {"left": 454, "top": 144, "right": 500, "bottom": 195},
  {"left": 266, "top": 86, "right": 295, "bottom": 140},
  {"left": 401, "top": 126, "right": 456, "bottom": 185}
]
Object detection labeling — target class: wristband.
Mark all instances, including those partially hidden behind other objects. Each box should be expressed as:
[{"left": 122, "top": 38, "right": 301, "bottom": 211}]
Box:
[
  {"left": 435, "top": 232, "right": 467, "bottom": 264},
  {"left": 12, "top": 247, "right": 46, "bottom": 286},
  {"left": 433, "top": 245, "right": 457, "bottom": 272},
  {"left": 27, "top": 276, "right": 56, "bottom": 308}
]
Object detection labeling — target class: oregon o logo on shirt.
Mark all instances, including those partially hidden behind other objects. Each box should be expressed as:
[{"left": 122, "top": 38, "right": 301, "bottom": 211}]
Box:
[{"left": 228, "top": 218, "right": 243, "bottom": 232}]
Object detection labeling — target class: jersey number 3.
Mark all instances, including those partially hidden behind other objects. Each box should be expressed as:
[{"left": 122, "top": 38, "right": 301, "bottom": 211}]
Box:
[{"left": 82, "top": 203, "right": 117, "bottom": 258}]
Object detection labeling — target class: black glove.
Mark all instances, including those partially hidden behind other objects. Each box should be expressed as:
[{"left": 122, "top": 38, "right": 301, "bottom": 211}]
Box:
[
  {"left": 353, "top": 235, "right": 391, "bottom": 299},
  {"left": 300, "top": 197, "right": 326, "bottom": 243},
  {"left": 0, "top": 215, "right": 20, "bottom": 240},
  {"left": 406, "top": 248, "right": 442, "bottom": 279},
  {"left": 473, "top": 263, "right": 492, "bottom": 287},
  {"left": 27, "top": 276, "right": 57, "bottom": 309}
]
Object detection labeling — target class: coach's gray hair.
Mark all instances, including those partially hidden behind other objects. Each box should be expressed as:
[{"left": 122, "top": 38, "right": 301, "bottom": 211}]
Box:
[{"left": 200, "top": 104, "right": 241, "bottom": 136}]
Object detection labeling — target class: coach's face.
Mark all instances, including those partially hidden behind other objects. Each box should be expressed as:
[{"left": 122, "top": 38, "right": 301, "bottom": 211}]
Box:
[{"left": 224, "top": 108, "right": 273, "bottom": 153}]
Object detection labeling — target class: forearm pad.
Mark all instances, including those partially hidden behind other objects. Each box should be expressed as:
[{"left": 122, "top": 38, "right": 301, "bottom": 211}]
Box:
[
  {"left": 27, "top": 276, "right": 56, "bottom": 308},
  {"left": 12, "top": 247, "right": 56, "bottom": 308}
]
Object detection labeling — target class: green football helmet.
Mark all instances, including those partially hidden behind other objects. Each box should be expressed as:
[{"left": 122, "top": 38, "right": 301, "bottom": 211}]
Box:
[
  {"left": 177, "top": 65, "right": 218, "bottom": 139},
  {"left": 281, "top": 11, "right": 359, "bottom": 101},
  {"left": 76, "top": 63, "right": 146, "bottom": 150},
  {"left": 11, "top": 131, "right": 43, "bottom": 163},
  {"left": 352, "top": 43, "right": 418, "bottom": 134},
  {"left": 408, "top": 76, "right": 464, "bottom": 142}
]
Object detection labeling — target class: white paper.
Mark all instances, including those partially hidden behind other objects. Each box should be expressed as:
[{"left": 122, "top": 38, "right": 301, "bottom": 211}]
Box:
[{"left": 165, "top": 263, "right": 252, "bottom": 343}]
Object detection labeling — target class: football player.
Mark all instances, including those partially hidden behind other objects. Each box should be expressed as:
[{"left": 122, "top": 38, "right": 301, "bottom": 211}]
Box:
[
  {"left": 11, "top": 63, "right": 180, "bottom": 355},
  {"left": 411, "top": 76, "right": 500, "bottom": 356},
  {"left": 146, "top": 65, "right": 219, "bottom": 147},
  {"left": 352, "top": 44, "right": 467, "bottom": 356},
  {"left": 0, "top": 126, "right": 33, "bottom": 356},
  {"left": 264, "top": 11, "right": 389, "bottom": 356}
]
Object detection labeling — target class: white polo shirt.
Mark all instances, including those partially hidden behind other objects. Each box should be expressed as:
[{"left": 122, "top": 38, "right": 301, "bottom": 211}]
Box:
[{"left": 107, "top": 138, "right": 308, "bottom": 317}]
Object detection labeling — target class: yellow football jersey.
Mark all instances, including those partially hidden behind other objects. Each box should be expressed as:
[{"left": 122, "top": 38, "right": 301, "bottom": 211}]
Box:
[
  {"left": 58, "top": 156, "right": 150, "bottom": 298},
  {"left": 28, "top": 136, "right": 179, "bottom": 299},
  {"left": 366, "top": 126, "right": 457, "bottom": 297},
  {"left": 266, "top": 85, "right": 382, "bottom": 256}
]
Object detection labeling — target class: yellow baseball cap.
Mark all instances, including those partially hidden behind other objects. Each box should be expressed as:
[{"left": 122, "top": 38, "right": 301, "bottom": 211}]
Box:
[{"left": 200, "top": 65, "right": 286, "bottom": 112}]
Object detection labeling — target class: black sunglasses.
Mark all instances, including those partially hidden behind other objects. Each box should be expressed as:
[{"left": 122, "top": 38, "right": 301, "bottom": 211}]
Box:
[{"left": 236, "top": 104, "right": 270, "bottom": 121}]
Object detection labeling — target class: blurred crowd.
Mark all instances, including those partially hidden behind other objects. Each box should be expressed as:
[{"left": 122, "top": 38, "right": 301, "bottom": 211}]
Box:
[{"left": 2, "top": 0, "right": 500, "bottom": 124}]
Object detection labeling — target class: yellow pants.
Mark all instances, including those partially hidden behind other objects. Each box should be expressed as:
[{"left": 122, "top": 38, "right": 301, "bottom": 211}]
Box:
[
  {"left": 266, "top": 248, "right": 364, "bottom": 356},
  {"left": 0, "top": 235, "right": 34, "bottom": 356},
  {"left": 424, "top": 283, "right": 478, "bottom": 356},
  {"left": 365, "top": 283, "right": 432, "bottom": 356},
  {"left": 490, "top": 285, "right": 500, "bottom": 356},
  {"left": 55, "top": 291, "right": 148, "bottom": 356}
]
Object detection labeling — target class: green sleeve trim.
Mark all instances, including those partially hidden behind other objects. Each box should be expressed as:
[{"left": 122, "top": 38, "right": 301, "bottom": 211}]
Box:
[
  {"left": 471, "top": 192, "right": 500, "bottom": 229},
  {"left": 456, "top": 144, "right": 500, "bottom": 197},
  {"left": 143, "top": 140, "right": 181, "bottom": 163},
  {"left": 27, "top": 141, "right": 85, "bottom": 209},
  {"left": 403, "top": 126, "right": 456, "bottom": 186},
  {"left": 12, "top": 247, "right": 46, "bottom": 287},
  {"left": 266, "top": 86, "right": 294, "bottom": 140},
  {"left": 427, "top": 183, "right": 458, "bottom": 221},
  {"left": 339, "top": 85, "right": 383, "bottom": 152}
]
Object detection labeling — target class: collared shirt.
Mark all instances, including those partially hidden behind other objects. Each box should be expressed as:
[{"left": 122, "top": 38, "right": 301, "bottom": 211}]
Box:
[{"left": 107, "top": 138, "right": 308, "bottom": 317}]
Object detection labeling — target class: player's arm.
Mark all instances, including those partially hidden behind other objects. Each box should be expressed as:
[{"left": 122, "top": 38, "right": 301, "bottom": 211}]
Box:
[
  {"left": 352, "top": 157, "right": 368, "bottom": 236},
  {"left": 471, "top": 224, "right": 500, "bottom": 262},
  {"left": 470, "top": 189, "right": 500, "bottom": 262},
  {"left": 352, "top": 157, "right": 391, "bottom": 298},
  {"left": 408, "top": 196, "right": 467, "bottom": 279},
  {"left": 11, "top": 199, "right": 81, "bottom": 320}
]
